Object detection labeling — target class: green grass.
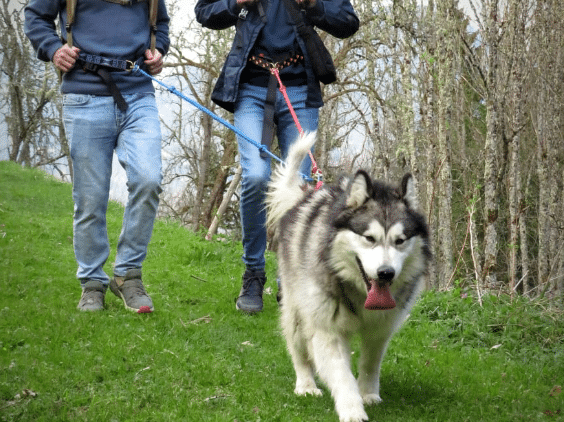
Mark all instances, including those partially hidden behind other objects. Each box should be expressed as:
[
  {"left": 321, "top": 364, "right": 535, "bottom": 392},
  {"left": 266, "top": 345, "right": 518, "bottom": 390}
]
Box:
[{"left": 1, "top": 160, "right": 563, "bottom": 421}]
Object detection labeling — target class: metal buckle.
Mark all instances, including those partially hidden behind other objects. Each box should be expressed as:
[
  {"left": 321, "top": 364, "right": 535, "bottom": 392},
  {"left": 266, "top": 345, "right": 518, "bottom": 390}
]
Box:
[{"left": 125, "top": 60, "right": 135, "bottom": 72}]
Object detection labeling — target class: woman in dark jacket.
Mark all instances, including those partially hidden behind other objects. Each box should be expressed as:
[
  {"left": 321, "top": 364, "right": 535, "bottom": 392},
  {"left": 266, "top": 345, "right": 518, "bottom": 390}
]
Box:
[{"left": 195, "top": 0, "right": 359, "bottom": 313}]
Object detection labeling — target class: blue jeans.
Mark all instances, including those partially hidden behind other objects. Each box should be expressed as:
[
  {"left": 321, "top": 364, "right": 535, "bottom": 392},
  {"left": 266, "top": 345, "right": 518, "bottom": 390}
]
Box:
[
  {"left": 234, "top": 83, "right": 319, "bottom": 271},
  {"left": 63, "top": 93, "right": 162, "bottom": 285}
]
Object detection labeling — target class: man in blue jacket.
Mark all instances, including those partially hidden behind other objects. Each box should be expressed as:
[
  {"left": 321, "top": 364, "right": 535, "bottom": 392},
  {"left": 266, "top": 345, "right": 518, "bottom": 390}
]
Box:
[
  {"left": 24, "top": 0, "right": 170, "bottom": 313},
  {"left": 195, "top": 0, "right": 359, "bottom": 313}
]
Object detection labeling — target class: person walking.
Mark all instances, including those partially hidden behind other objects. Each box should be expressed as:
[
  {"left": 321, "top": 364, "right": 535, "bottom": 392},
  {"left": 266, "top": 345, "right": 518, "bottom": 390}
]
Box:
[
  {"left": 195, "top": 0, "right": 359, "bottom": 313},
  {"left": 24, "top": 0, "right": 170, "bottom": 313}
]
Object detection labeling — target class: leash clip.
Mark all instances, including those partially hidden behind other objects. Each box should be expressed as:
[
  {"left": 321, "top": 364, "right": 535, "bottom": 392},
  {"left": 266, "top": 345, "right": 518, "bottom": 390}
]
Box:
[{"left": 313, "top": 170, "right": 323, "bottom": 190}]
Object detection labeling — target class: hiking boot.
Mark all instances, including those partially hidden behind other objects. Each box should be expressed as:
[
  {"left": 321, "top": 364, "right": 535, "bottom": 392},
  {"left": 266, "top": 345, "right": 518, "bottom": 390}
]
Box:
[
  {"left": 110, "top": 268, "right": 154, "bottom": 313},
  {"left": 236, "top": 269, "right": 266, "bottom": 314},
  {"left": 77, "top": 280, "right": 106, "bottom": 311}
]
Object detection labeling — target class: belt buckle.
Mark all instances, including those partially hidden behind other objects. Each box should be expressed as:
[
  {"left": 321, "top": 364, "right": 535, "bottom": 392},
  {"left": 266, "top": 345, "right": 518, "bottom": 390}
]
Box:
[
  {"left": 125, "top": 60, "right": 135, "bottom": 72},
  {"left": 82, "top": 61, "right": 99, "bottom": 73}
]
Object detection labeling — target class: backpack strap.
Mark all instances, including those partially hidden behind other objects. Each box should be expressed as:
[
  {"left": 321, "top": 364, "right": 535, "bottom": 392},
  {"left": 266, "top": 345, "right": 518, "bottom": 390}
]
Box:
[
  {"left": 66, "top": 0, "right": 77, "bottom": 48},
  {"left": 148, "top": 0, "right": 158, "bottom": 52}
]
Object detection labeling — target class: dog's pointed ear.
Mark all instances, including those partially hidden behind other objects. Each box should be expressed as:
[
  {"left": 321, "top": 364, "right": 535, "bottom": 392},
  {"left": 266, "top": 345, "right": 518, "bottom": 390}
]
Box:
[
  {"left": 401, "top": 173, "right": 418, "bottom": 209},
  {"left": 346, "top": 170, "right": 373, "bottom": 208}
]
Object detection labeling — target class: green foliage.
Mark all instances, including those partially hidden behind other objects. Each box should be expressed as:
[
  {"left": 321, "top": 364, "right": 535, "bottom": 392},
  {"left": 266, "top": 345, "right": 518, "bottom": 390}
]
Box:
[
  {"left": 1, "top": 162, "right": 563, "bottom": 421},
  {"left": 415, "top": 289, "right": 564, "bottom": 355}
]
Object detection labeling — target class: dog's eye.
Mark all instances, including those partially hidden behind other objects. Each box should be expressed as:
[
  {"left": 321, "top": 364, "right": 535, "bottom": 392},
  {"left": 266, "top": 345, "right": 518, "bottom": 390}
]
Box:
[
  {"left": 365, "top": 235, "right": 376, "bottom": 243},
  {"left": 395, "top": 238, "right": 405, "bottom": 246}
]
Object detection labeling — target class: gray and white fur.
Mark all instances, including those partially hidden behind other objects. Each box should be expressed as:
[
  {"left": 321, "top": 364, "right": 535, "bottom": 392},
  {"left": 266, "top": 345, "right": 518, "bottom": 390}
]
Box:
[{"left": 266, "top": 132, "right": 432, "bottom": 422}]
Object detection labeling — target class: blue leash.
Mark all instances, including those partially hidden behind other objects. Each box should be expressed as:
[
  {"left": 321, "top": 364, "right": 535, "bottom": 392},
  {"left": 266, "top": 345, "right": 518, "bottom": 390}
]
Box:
[{"left": 134, "top": 66, "right": 316, "bottom": 180}]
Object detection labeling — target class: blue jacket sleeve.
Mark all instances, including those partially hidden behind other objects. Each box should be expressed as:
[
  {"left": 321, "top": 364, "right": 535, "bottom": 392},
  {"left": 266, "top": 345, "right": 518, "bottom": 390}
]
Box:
[
  {"left": 24, "top": 0, "right": 64, "bottom": 62},
  {"left": 194, "top": 0, "right": 241, "bottom": 30},
  {"left": 305, "top": 0, "right": 359, "bottom": 39},
  {"left": 155, "top": 0, "right": 171, "bottom": 55}
]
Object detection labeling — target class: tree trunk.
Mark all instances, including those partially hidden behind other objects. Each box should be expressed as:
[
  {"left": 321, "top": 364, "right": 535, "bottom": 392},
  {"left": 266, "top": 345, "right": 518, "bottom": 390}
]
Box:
[
  {"left": 507, "top": 0, "right": 526, "bottom": 296},
  {"left": 436, "top": 1, "right": 455, "bottom": 289},
  {"left": 206, "top": 166, "right": 242, "bottom": 241},
  {"left": 482, "top": 0, "right": 502, "bottom": 287},
  {"left": 203, "top": 129, "right": 237, "bottom": 229}
]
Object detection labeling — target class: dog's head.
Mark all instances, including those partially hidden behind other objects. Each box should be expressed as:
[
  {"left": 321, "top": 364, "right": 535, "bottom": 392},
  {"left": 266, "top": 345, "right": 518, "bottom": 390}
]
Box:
[{"left": 331, "top": 171, "right": 430, "bottom": 310}]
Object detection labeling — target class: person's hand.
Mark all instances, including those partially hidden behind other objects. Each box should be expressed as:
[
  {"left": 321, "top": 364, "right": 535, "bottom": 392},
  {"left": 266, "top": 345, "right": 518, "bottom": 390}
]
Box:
[
  {"left": 53, "top": 44, "right": 80, "bottom": 73},
  {"left": 296, "top": 0, "right": 316, "bottom": 8},
  {"left": 144, "top": 49, "right": 163, "bottom": 75},
  {"left": 236, "top": 0, "right": 258, "bottom": 9}
]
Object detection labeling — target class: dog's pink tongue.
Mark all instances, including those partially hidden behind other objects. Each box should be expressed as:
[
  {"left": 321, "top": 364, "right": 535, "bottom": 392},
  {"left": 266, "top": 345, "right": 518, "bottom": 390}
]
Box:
[{"left": 364, "top": 281, "right": 396, "bottom": 310}]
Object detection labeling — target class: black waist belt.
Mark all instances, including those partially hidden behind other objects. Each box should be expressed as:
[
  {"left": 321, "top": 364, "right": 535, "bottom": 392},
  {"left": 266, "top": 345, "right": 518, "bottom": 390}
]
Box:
[{"left": 76, "top": 53, "right": 142, "bottom": 112}]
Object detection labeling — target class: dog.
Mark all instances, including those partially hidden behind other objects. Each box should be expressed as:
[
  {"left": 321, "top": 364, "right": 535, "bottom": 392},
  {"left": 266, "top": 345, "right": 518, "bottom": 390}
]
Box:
[{"left": 266, "top": 132, "right": 431, "bottom": 422}]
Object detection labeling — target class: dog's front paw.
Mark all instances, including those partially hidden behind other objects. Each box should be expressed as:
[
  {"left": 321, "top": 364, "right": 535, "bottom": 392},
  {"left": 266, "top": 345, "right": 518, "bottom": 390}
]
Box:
[
  {"left": 337, "top": 396, "right": 369, "bottom": 422},
  {"left": 295, "top": 385, "right": 323, "bottom": 396},
  {"left": 362, "top": 393, "right": 382, "bottom": 405},
  {"left": 338, "top": 408, "right": 369, "bottom": 422},
  {"left": 294, "top": 382, "right": 323, "bottom": 397}
]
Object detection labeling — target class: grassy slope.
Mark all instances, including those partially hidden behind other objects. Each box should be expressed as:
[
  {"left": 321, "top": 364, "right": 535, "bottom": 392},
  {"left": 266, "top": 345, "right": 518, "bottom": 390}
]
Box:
[{"left": 0, "top": 161, "right": 562, "bottom": 421}]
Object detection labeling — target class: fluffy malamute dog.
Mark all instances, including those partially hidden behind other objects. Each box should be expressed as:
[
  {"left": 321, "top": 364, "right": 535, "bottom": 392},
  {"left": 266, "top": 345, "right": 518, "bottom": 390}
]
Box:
[{"left": 267, "top": 133, "right": 431, "bottom": 422}]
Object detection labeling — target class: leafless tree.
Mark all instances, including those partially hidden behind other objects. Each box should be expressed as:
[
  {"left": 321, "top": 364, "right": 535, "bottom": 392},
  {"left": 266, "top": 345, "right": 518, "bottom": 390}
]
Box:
[
  {"left": 1, "top": 0, "right": 70, "bottom": 178},
  {"left": 157, "top": 8, "right": 240, "bottom": 233}
]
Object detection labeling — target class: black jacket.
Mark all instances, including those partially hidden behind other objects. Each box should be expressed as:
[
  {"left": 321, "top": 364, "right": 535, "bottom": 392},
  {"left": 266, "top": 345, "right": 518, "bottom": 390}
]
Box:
[{"left": 194, "top": 0, "right": 359, "bottom": 113}]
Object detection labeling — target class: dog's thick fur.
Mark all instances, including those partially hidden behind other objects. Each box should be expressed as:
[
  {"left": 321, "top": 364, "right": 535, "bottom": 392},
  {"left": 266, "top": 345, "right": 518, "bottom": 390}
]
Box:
[{"left": 266, "top": 133, "right": 431, "bottom": 422}]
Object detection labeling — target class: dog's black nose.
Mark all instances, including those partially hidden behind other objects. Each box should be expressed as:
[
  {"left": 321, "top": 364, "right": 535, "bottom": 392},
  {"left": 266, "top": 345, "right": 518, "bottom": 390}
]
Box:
[{"left": 377, "top": 266, "right": 395, "bottom": 282}]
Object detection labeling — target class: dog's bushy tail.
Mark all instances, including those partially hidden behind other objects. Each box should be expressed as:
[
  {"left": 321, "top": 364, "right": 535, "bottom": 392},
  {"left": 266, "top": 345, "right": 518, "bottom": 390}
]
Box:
[{"left": 266, "top": 132, "right": 317, "bottom": 235}]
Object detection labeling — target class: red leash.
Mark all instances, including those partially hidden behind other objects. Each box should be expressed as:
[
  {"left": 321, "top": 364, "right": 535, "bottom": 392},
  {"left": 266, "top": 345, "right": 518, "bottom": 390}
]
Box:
[
  {"left": 269, "top": 67, "right": 323, "bottom": 190},
  {"left": 250, "top": 54, "right": 323, "bottom": 189}
]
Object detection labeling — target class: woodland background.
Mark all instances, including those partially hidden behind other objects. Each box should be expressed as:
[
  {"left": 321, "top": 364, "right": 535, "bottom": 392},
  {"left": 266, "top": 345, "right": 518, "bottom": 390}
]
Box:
[{"left": 2, "top": 0, "right": 564, "bottom": 301}]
